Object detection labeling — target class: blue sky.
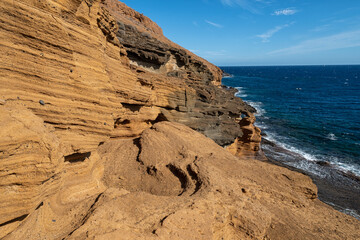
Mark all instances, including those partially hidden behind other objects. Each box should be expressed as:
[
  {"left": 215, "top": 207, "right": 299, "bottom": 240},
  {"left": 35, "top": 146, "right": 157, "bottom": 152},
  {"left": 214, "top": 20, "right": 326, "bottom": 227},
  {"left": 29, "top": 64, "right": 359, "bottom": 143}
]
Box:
[{"left": 120, "top": 0, "right": 360, "bottom": 66}]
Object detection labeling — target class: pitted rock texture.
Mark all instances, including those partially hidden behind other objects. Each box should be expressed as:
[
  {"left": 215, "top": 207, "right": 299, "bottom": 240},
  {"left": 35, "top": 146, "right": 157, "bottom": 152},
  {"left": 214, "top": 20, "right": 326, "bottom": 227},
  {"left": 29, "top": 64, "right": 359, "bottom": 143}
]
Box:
[
  {"left": 0, "top": 0, "right": 253, "bottom": 152},
  {"left": 0, "top": 104, "right": 105, "bottom": 239},
  {"left": 0, "top": 0, "right": 252, "bottom": 236},
  {"left": 1, "top": 0, "right": 359, "bottom": 239},
  {"left": 6, "top": 122, "right": 357, "bottom": 239}
]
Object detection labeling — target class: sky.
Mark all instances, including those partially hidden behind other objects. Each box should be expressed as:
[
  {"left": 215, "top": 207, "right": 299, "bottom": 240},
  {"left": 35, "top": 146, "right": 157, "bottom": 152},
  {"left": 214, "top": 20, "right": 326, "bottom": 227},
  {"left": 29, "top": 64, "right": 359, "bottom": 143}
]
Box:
[{"left": 120, "top": 0, "right": 360, "bottom": 66}]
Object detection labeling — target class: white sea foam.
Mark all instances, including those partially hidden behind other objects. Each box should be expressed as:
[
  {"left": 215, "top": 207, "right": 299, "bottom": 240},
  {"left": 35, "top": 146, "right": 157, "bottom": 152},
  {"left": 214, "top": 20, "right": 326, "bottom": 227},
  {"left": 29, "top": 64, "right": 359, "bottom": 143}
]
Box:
[
  {"left": 263, "top": 131, "right": 360, "bottom": 178},
  {"left": 223, "top": 74, "right": 234, "bottom": 78},
  {"left": 234, "top": 87, "right": 248, "bottom": 98},
  {"left": 330, "top": 158, "right": 360, "bottom": 177},
  {"left": 342, "top": 208, "right": 360, "bottom": 220},
  {"left": 246, "top": 101, "right": 266, "bottom": 117},
  {"left": 233, "top": 88, "right": 267, "bottom": 117},
  {"left": 264, "top": 132, "right": 318, "bottom": 162},
  {"left": 326, "top": 133, "right": 338, "bottom": 141},
  {"left": 254, "top": 121, "right": 268, "bottom": 129}
]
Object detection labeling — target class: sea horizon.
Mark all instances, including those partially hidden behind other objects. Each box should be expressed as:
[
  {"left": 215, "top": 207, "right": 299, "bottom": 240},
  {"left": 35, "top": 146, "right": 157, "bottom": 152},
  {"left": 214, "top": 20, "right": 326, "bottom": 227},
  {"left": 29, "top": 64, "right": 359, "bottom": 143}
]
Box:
[{"left": 219, "top": 64, "right": 360, "bottom": 67}]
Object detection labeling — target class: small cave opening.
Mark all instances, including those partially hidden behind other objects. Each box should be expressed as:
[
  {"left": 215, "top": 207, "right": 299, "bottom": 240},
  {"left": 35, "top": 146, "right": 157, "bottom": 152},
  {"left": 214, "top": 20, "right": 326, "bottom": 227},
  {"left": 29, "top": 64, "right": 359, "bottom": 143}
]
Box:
[
  {"left": 229, "top": 112, "right": 240, "bottom": 119},
  {"left": 173, "top": 53, "right": 186, "bottom": 68},
  {"left": 64, "top": 152, "right": 91, "bottom": 163},
  {"left": 114, "top": 119, "right": 131, "bottom": 128},
  {"left": 150, "top": 113, "right": 168, "bottom": 125},
  {"left": 122, "top": 103, "right": 143, "bottom": 112},
  {"left": 126, "top": 51, "right": 162, "bottom": 70}
]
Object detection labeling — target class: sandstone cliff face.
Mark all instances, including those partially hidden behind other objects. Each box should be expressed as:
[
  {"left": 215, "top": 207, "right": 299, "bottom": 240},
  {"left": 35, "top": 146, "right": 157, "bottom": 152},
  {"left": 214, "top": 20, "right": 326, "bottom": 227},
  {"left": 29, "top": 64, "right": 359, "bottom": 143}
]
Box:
[{"left": 0, "top": 0, "right": 359, "bottom": 239}]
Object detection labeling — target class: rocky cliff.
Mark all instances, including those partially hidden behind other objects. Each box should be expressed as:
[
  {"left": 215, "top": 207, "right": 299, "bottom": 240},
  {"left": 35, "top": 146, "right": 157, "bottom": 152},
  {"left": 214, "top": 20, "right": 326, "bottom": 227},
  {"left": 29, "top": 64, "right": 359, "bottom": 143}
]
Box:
[{"left": 0, "top": 0, "right": 359, "bottom": 239}]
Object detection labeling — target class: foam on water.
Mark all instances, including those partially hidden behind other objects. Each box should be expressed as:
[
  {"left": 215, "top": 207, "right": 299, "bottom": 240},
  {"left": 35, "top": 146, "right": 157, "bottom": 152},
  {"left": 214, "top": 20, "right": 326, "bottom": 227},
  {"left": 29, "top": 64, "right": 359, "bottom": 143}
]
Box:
[
  {"left": 234, "top": 87, "right": 248, "bottom": 98},
  {"left": 246, "top": 101, "right": 266, "bottom": 116},
  {"left": 331, "top": 158, "right": 360, "bottom": 177},
  {"left": 327, "top": 133, "right": 338, "bottom": 141},
  {"left": 264, "top": 131, "right": 318, "bottom": 162},
  {"left": 234, "top": 87, "right": 268, "bottom": 118},
  {"left": 263, "top": 129, "right": 360, "bottom": 178}
]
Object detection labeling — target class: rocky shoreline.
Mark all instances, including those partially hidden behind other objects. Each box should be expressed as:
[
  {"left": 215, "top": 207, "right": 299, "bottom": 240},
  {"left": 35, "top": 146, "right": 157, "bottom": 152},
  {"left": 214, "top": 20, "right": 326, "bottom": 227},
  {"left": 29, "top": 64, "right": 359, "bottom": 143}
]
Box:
[
  {"left": 0, "top": 0, "right": 359, "bottom": 239},
  {"left": 261, "top": 138, "right": 360, "bottom": 220}
]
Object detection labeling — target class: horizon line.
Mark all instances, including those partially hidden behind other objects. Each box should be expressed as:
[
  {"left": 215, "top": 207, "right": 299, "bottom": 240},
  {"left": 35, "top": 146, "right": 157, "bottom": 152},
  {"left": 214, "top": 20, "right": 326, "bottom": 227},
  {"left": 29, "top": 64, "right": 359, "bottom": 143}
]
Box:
[{"left": 218, "top": 63, "right": 360, "bottom": 67}]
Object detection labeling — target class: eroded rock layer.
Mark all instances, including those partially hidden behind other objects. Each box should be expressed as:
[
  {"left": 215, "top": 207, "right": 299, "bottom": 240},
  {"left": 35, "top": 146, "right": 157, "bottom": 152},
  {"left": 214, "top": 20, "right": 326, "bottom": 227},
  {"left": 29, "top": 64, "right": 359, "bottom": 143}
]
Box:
[{"left": 0, "top": 0, "right": 359, "bottom": 239}]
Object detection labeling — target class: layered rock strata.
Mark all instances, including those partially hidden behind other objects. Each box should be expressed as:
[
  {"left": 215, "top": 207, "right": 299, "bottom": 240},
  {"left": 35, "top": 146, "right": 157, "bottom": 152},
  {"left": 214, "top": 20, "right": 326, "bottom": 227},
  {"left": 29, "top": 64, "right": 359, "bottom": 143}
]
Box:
[
  {"left": 0, "top": 0, "right": 253, "bottom": 237},
  {"left": 0, "top": 0, "right": 359, "bottom": 239},
  {"left": 3, "top": 122, "right": 359, "bottom": 239},
  {"left": 227, "top": 113, "right": 263, "bottom": 158}
]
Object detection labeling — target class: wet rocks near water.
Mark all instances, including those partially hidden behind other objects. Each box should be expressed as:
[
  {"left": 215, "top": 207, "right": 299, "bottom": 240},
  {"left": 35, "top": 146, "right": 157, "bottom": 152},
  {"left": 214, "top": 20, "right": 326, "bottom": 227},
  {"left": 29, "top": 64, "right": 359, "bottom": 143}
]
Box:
[
  {"left": 316, "top": 161, "right": 330, "bottom": 166},
  {"left": 1, "top": 0, "right": 359, "bottom": 239},
  {"left": 222, "top": 72, "right": 233, "bottom": 78}
]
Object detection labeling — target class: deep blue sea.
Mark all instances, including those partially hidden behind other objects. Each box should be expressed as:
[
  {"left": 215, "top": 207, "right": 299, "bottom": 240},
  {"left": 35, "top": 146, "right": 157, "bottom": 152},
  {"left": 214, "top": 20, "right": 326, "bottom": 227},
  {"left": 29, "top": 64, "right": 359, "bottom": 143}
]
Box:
[{"left": 221, "top": 65, "right": 360, "bottom": 180}]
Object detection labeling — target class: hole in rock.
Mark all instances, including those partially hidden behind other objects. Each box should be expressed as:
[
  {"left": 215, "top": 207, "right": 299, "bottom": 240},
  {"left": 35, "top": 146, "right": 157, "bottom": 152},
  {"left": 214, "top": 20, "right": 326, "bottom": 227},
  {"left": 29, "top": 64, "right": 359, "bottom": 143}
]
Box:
[
  {"left": 126, "top": 51, "right": 162, "bottom": 70},
  {"left": 122, "top": 103, "right": 143, "bottom": 112},
  {"left": 174, "top": 53, "right": 186, "bottom": 68},
  {"left": 229, "top": 112, "right": 240, "bottom": 118},
  {"left": 114, "top": 119, "right": 131, "bottom": 128},
  {"left": 0, "top": 214, "right": 28, "bottom": 227},
  {"left": 64, "top": 152, "right": 91, "bottom": 163},
  {"left": 150, "top": 113, "right": 168, "bottom": 124},
  {"left": 147, "top": 166, "right": 158, "bottom": 176},
  {"left": 35, "top": 202, "right": 43, "bottom": 210}
]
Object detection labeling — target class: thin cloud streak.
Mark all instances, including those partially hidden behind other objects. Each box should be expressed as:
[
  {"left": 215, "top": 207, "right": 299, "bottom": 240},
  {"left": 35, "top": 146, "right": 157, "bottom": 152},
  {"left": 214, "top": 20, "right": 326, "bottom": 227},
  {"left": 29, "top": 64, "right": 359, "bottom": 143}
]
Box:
[
  {"left": 269, "top": 30, "right": 360, "bottom": 55},
  {"left": 203, "top": 50, "right": 227, "bottom": 56},
  {"left": 190, "top": 49, "right": 200, "bottom": 53},
  {"left": 220, "top": 0, "right": 262, "bottom": 14},
  {"left": 205, "top": 20, "right": 223, "bottom": 28},
  {"left": 310, "top": 24, "right": 331, "bottom": 32},
  {"left": 257, "top": 22, "right": 294, "bottom": 42},
  {"left": 273, "top": 8, "right": 297, "bottom": 16}
]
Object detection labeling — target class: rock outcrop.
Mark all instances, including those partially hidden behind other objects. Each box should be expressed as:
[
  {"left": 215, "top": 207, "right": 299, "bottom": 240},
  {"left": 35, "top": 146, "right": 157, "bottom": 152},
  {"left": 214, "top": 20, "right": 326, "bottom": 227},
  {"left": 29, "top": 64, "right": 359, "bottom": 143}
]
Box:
[
  {"left": 0, "top": 0, "right": 359, "bottom": 239},
  {"left": 227, "top": 113, "right": 263, "bottom": 158}
]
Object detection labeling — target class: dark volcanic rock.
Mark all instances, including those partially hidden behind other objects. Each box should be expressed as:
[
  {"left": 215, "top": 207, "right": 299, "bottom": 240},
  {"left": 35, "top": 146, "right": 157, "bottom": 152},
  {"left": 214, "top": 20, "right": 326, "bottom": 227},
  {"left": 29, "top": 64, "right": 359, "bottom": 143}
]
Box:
[{"left": 103, "top": 6, "right": 255, "bottom": 146}]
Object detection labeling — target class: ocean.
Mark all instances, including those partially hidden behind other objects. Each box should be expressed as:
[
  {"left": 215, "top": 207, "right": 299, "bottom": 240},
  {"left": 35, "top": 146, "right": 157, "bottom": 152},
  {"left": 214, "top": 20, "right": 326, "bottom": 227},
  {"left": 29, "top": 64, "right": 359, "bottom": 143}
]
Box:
[{"left": 221, "top": 65, "right": 360, "bottom": 218}]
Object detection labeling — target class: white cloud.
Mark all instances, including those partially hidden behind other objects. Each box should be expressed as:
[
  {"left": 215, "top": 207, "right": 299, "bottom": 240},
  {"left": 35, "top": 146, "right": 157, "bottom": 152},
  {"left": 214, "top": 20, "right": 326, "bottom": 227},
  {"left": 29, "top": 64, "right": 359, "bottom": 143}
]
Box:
[
  {"left": 205, "top": 20, "right": 223, "bottom": 28},
  {"left": 190, "top": 49, "right": 200, "bottom": 53},
  {"left": 269, "top": 30, "right": 360, "bottom": 55},
  {"left": 204, "top": 50, "right": 227, "bottom": 56},
  {"left": 257, "top": 22, "right": 294, "bottom": 42},
  {"left": 273, "top": 8, "right": 297, "bottom": 16},
  {"left": 220, "top": 0, "right": 262, "bottom": 14}
]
